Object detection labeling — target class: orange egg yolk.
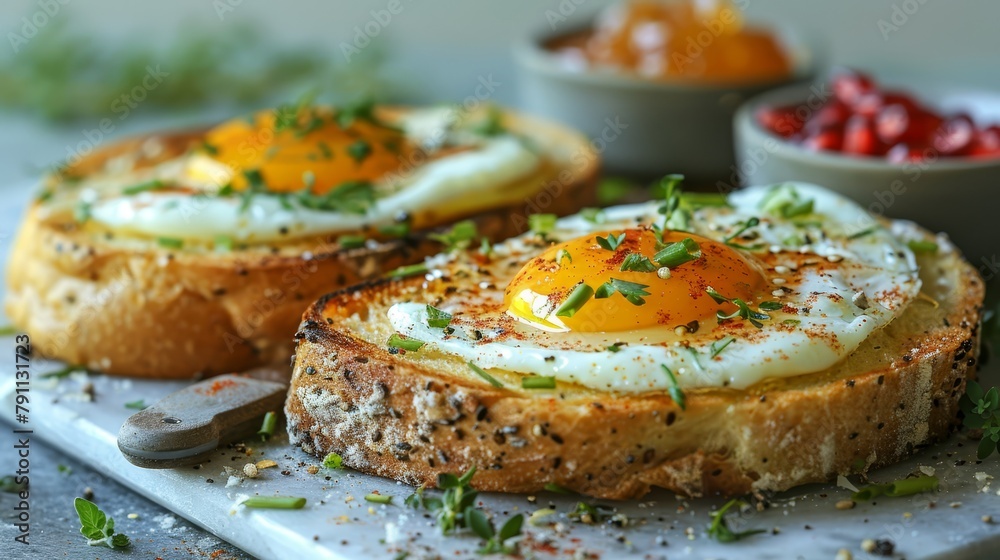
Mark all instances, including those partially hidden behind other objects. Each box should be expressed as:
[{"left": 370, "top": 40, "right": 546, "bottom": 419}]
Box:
[
  {"left": 504, "top": 228, "right": 766, "bottom": 332},
  {"left": 202, "top": 107, "right": 412, "bottom": 194}
]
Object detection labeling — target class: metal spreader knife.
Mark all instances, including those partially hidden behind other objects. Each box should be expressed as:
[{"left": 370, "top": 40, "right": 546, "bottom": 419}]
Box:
[{"left": 117, "top": 374, "right": 287, "bottom": 468}]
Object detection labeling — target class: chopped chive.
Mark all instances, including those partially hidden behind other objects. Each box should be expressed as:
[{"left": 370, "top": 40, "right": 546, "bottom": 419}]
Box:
[
  {"left": 242, "top": 496, "right": 306, "bottom": 509},
  {"left": 258, "top": 411, "right": 277, "bottom": 441},
  {"left": 157, "top": 237, "right": 184, "bottom": 249},
  {"left": 217, "top": 184, "right": 235, "bottom": 197},
  {"left": 426, "top": 305, "right": 453, "bottom": 328},
  {"left": 387, "top": 263, "right": 428, "bottom": 279},
  {"left": 214, "top": 235, "right": 233, "bottom": 252},
  {"left": 124, "top": 399, "right": 147, "bottom": 410},
  {"left": 555, "top": 283, "right": 594, "bottom": 318},
  {"left": 379, "top": 223, "right": 410, "bottom": 237},
  {"left": 685, "top": 347, "right": 703, "bottom": 371},
  {"left": 607, "top": 342, "right": 624, "bottom": 352},
  {"left": 653, "top": 237, "right": 702, "bottom": 268},
  {"left": 759, "top": 301, "right": 783, "bottom": 311},
  {"left": 200, "top": 141, "right": 219, "bottom": 155},
  {"left": 521, "top": 376, "right": 556, "bottom": 389},
  {"left": 555, "top": 248, "right": 572, "bottom": 265},
  {"left": 680, "top": 192, "right": 730, "bottom": 208},
  {"left": 884, "top": 475, "right": 939, "bottom": 497},
  {"left": 323, "top": 452, "right": 344, "bottom": 469},
  {"left": 346, "top": 140, "right": 372, "bottom": 163},
  {"left": 529, "top": 214, "right": 557, "bottom": 237},
  {"left": 848, "top": 227, "right": 879, "bottom": 240},
  {"left": 596, "top": 232, "right": 626, "bottom": 251},
  {"left": 661, "top": 365, "right": 686, "bottom": 410},
  {"left": 783, "top": 319, "right": 802, "bottom": 325},
  {"left": 620, "top": 253, "right": 656, "bottom": 272},
  {"left": 41, "top": 365, "right": 84, "bottom": 379},
  {"left": 907, "top": 240, "right": 939, "bottom": 253},
  {"left": 710, "top": 336, "right": 735, "bottom": 358},
  {"left": 852, "top": 475, "right": 938, "bottom": 501},
  {"left": 543, "top": 482, "right": 572, "bottom": 494},
  {"left": 364, "top": 493, "right": 392, "bottom": 504},
  {"left": 468, "top": 361, "right": 503, "bottom": 388},
  {"left": 0, "top": 325, "right": 16, "bottom": 336},
  {"left": 387, "top": 333, "right": 424, "bottom": 351},
  {"left": 122, "top": 179, "right": 167, "bottom": 195},
  {"left": 338, "top": 234, "right": 366, "bottom": 249},
  {"left": 723, "top": 217, "right": 760, "bottom": 245},
  {"left": 74, "top": 201, "right": 92, "bottom": 223},
  {"left": 428, "top": 220, "right": 478, "bottom": 251}
]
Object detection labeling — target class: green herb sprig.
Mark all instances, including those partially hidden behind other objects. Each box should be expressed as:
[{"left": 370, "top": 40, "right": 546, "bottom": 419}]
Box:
[
  {"left": 74, "top": 498, "right": 130, "bottom": 549},
  {"left": 595, "top": 278, "right": 650, "bottom": 306},
  {"left": 960, "top": 381, "right": 1000, "bottom": 459},
  {"left": 428, "top": 220, "right": 478, "bottom": 252},
  {"left": 707, "top": 498, "right": 765, "bottom": 543},
  {"left": 707, "top": 287, "right": 771, "bottom": 328},
  {"left": 661, "top": 365, "right": 686, "bottom": 411}
]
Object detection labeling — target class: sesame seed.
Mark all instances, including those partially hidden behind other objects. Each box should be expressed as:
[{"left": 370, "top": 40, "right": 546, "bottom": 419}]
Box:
[
  {"left": 772, "top": 278, "right": 786, "bottom": 285},
  {"left": 835, "top": 500, "right": 855, "bottom": 510},
  {"left": 769, "top": 245, "right": 782, "bottom": 253},
  {"left": 674, "top": 326, "right": 687, "bottom": 336},
  {"left": 774, "top": 265, "right": 790, "bottom": 274},
  {"left": 657, "top": 267, "right": 671, "bottom": 279},
  {"left": 836, "top": 549, "right": 853, "bottom": 560},
  {"left": 827, "top": 254, "right": 843, "bottom": 262},
  {"left": 772, "top": 289, "right": 786, "bottom": 297}
]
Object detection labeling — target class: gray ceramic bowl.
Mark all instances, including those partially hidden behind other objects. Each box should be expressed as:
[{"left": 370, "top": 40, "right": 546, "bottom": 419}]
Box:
[
  {"left": 513, "top": 26, "right": 813, "bottom": 181},
  {"left": 734, "top": 82, "right": 1000, "bottom": 262}
]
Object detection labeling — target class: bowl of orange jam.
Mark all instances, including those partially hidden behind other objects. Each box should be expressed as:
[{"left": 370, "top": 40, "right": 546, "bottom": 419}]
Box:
[{"left": 514, "top": 0, "right": 812, "bottom": 180}]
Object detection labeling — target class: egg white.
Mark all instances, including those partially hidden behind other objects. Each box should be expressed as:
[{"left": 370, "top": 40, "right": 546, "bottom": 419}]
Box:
[{"left": 386, "top": 183, "right": 923, "bottom": 392}]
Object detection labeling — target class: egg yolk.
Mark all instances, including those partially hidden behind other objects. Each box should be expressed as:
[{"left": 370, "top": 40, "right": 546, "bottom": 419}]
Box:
[
  {"left": 201, "top": 107, "right": 413, "bottom": 194},
  {"left": 504, "top": 228, "right": 765, "bottom": 332}
]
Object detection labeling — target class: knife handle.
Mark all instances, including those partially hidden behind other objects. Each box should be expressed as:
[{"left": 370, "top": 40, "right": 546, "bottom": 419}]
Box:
[{"left": 117, "top": 374, "right": 287, "bottom": 469}]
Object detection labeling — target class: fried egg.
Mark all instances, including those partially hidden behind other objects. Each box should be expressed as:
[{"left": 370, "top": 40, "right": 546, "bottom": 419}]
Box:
[
  {"left": 39, "top": 103, "right": 541, "bottom": 243},
  {"left": 386, "top": 183, "right": 922, "bottom": 391}
]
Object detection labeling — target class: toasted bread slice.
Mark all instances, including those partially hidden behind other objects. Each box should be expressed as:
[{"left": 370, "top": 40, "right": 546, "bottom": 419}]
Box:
[
  {"left": 286, "top": 216, "right": 983, "bottom": 500},
  {"left": 5, "top": 109, "right": 597, "bottom": 378}
]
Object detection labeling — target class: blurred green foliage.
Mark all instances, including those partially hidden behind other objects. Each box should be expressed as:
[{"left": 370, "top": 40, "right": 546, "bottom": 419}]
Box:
[{"left": 0, "top": 19, "right": 400, "bottom": 123}]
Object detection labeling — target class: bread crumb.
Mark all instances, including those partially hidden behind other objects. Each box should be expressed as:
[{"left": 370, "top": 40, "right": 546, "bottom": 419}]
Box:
[
  {"left": 836, "top": 549, "right": 852, "bottom": 560},
  {"left": 256, "top": 459, "right": 278, "bottom": 469},
  {"left": 835, "top": 500, "right": 855, "bottom": 510},
  {"left": 861, "top": 539, "right": 876, "bottom": 553}
]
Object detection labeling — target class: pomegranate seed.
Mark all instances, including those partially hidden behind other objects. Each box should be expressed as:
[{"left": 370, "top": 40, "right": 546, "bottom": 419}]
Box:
[
  {"left": 876, "top": 104, "right": 910, "bottom": 144},
  {"left": 843, "top": 115, "right": 878, "bottom": 155},
  {"left": 886, "top": 143, "right": 925, "bottom": 163},
  {"left": 852, "top": 93, "right": 884, "bottom": 118},
  {"left": 971, "top": 126, "right": 1000, "bottom": 157},
  {"left": 756, "top": 105, "right": 803, "bottom": 137},
  {"left": 802, "top": 126, "right": 843, "bottom": 152},
  {"left": 933, "top": 115, "right": 975, "bottom": 155},
  {"left": 832, "top": 69, "right": 875, "bottom": 106},
  {"left": 805, "top": 101, "right": 851, "bottom": 133},
  {"left": 881, "top": 90, "right": 921, "bottom": 112}
]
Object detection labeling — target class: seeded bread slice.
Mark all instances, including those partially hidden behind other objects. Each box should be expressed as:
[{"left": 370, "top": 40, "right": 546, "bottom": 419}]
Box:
[
  {"left": 5, "top": 109, "right": 598, "bottom": 378},
  {"left": 285, "top": 227, "right": 983, "bottom": 499}
]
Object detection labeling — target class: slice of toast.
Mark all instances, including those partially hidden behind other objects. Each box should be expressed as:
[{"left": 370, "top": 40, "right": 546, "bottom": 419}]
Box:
[
  {"left": 286, "top": 213, "right": 983, "bottom": 500},
  {"left": 5, "top": 108, "right": 597, "bottom": 378}
]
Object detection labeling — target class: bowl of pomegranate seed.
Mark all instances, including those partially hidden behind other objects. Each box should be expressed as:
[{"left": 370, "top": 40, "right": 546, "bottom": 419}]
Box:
[{"left": 734, "top": 68, "right": 1000, "bottom": 261}]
